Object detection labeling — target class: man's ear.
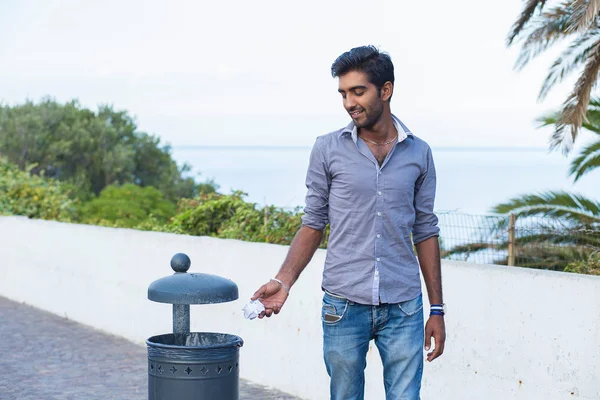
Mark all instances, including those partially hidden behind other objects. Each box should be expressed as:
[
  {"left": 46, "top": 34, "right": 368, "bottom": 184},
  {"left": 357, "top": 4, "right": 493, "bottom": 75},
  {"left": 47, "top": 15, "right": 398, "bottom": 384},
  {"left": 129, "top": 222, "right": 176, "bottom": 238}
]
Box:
[{"left": 381, "top": 81, "right": 393, "bottom": 102}]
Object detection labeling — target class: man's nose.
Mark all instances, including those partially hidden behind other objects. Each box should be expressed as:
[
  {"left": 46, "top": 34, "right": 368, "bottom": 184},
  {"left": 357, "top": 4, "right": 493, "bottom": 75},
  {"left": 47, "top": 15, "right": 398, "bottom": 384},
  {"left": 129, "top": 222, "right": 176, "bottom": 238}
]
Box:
[{"left": 344, "top": 96, "right": 356, "bottom": 110}]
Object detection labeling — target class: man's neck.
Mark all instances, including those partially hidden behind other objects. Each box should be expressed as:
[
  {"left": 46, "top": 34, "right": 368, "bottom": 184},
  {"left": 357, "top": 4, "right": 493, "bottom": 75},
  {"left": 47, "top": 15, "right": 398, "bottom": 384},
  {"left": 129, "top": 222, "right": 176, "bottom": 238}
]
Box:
[{"left": 358, "top": 111, "right": 397, "bottom": 142}]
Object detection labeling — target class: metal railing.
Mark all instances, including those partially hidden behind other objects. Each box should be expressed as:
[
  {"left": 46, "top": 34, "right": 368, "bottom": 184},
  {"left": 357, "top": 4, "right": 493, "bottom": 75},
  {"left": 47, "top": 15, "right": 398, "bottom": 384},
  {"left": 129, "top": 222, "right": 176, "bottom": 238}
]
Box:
[{"left": 437, "top": 211, "right": 600, "bottom": 270}]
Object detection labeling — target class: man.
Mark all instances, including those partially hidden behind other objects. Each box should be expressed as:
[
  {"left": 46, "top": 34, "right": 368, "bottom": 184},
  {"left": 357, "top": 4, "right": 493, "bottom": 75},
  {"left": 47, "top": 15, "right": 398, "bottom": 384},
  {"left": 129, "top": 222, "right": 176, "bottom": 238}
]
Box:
[{"left": 251, "top": 45, "right": 445, "bottom": 400}]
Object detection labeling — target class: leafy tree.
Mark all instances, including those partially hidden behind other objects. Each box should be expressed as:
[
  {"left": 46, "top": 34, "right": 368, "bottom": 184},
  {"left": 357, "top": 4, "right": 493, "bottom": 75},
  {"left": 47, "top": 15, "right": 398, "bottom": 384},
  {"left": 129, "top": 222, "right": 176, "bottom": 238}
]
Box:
[
  {"left": 0, "top": 99, "right": 214, "bottom": 201},
  {"left": 507, "top": 0, "right": 600, "bottom": 152},
  {"left": 128, "top": 132, "right": 215, "bottom": 201}
]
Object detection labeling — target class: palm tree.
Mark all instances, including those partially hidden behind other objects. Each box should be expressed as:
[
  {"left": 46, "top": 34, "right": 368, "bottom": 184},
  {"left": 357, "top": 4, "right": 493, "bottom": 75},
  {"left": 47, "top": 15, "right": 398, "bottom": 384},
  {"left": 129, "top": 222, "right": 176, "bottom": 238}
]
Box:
[
  {"left": 508, "top": 0, "right": 600, "bottom": 153},
  {"left": 442, "top": 192, "right": 599, "bottom": 270},
  {"left": 537, "top": 97, "right": 600, "bottom": 180},
  {"left": 443, "top": 100, "right": 600, "bottom": 270}
]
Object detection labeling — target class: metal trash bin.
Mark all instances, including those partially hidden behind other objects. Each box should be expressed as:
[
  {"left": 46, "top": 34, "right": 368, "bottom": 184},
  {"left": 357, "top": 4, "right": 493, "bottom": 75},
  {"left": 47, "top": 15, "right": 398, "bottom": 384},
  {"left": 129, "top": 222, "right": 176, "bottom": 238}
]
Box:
[{"left": 147, "top": 253, "right": 243, "bottom": 399}]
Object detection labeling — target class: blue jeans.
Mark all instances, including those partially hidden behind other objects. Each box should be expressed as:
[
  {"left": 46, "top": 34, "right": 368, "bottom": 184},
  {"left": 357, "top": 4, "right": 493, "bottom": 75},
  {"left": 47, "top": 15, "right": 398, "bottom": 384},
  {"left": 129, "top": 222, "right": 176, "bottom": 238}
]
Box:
[{"left": 322, "top": 291, "right": 424, "bottom": 400}]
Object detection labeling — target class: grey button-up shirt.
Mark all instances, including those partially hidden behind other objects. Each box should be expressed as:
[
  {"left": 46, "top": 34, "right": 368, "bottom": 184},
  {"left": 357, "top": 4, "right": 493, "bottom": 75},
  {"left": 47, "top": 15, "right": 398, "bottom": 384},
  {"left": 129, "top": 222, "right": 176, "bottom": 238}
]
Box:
[{"left": 301, "top": 115, "right": 440, "bottom": 305}]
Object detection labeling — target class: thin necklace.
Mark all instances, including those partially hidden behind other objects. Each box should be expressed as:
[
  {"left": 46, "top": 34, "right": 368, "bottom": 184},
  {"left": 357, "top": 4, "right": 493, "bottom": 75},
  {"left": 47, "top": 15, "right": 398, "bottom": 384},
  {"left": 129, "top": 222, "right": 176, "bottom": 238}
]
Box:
[{"left": 360, "top": 133, "right": 398, "bottom": 146}]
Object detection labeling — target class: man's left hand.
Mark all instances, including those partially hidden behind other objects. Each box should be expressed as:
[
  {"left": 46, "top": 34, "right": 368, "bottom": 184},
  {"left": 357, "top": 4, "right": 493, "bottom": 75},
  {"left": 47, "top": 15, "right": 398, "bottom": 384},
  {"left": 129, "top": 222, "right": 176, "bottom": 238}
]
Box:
[{"left": 424, "top": 316, "right": 446, "bottom": 362}]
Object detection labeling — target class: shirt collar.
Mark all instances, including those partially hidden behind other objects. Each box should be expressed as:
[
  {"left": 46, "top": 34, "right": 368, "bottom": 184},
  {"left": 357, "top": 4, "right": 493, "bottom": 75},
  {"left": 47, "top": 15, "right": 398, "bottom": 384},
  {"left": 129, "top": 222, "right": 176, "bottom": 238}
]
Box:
[{"left": 340, "top": 114, "right": 413, "bottom": 144}]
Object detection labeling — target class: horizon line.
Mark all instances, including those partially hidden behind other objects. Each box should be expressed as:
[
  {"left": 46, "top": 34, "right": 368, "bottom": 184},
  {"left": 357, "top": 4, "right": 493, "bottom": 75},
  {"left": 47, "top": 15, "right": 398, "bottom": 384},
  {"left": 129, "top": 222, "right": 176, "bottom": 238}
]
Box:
[{"left": 173, "top": 145, "right": 550, "bottom": 152}]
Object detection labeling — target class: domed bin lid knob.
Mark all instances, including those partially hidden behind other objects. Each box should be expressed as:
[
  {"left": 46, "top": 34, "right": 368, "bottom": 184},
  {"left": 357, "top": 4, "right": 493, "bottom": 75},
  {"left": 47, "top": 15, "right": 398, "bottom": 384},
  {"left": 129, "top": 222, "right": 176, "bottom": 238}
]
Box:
[{"left": 148, "top": 253, "right": 239, "bottom": 304}]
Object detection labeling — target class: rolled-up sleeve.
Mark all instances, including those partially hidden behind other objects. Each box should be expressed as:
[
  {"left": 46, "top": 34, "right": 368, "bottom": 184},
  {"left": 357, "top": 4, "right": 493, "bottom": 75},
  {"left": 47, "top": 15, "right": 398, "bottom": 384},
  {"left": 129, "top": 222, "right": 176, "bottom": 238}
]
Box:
[
  {"left": 301, "top": 137, "right": 330, "bottom": 231},
  {"left": 412, "top": 146, "right": 440, "bottom": 244}
]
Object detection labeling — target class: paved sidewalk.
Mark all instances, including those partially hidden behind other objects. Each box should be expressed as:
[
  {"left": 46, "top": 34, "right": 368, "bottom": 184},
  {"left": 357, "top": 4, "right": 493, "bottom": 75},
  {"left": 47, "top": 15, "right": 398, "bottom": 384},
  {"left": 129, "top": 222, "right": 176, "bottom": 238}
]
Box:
[{"left": 0, "top": 296, "right": 301, "bottom": 400}]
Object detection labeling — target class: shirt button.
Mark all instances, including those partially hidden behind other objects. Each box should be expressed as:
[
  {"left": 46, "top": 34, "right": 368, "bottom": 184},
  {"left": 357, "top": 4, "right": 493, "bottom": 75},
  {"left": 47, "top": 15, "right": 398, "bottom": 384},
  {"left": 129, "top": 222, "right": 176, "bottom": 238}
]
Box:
[
  {"left": 378, "top": 191, "right": 382, "bottom": 196},
  {"left": 377, "top": 212, "right": 382, "bottom": 217},
  {"left": 376, "top": 234, "right": 381, "bottom": 239},
  {"left": 376, "top": 258, "right": 380, "bottom": 262},
  {"left": 375, "top": 270, "right": 379, "bottom": 276}
]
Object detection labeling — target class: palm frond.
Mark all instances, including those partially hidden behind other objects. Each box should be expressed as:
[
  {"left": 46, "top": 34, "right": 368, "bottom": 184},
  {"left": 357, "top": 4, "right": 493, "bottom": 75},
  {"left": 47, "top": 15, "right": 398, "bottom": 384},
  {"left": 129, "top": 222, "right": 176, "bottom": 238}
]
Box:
[
  {"left": 442, "top": 242, "right": 494, "bottom": 257},
  {"left": 569, "top": 139, "right": 600, "bottom": 180},
  {"left": 536, "top": 112, "right": 560, "bottom": 127},
  {"left": 583, "top": 109, "right": 600, "bottom": 128},
  {"left": 515, "top": 4, "right": 575, "bottom": 70},
  {"left": 552, "top": 39, "right": 600, "bottom": 152},
  {"left": 537, "top": 98, "right": 600, "bottom": 133},
  {"left": 514, "top": 232, "right": 568, "bottom": 245},
  {"left": 491, "top": 191, "right": 600, "bottom": 224},
  {"left": 507, "top": 0, "right": 548, "bottom": 45},
  {"left": 538, "top": 31, "right": 600, "bottom": 99},
  {"left": 575, "top": 193, "right": 600, "bottom": 215},
  {"left": 570, "top": 0, "right": 600, "bottom": 32},
  {"left": 589, "top": 97, "right": 600, "bottom": 109}
]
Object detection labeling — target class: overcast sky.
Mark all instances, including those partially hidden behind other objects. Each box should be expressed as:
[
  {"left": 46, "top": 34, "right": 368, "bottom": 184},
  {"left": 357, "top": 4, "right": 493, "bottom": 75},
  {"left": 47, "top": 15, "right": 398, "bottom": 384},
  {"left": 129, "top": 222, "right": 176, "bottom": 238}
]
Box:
[{"left": 0, "top": 0, "right": 586, "bottom": 148}]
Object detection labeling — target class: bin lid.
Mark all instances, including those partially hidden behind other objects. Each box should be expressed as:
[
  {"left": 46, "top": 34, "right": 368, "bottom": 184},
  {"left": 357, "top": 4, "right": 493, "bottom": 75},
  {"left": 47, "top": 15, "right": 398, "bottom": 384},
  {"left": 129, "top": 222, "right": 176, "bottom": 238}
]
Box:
[{"left": 148, "top": 253, "right": 239, "bottom": 305}]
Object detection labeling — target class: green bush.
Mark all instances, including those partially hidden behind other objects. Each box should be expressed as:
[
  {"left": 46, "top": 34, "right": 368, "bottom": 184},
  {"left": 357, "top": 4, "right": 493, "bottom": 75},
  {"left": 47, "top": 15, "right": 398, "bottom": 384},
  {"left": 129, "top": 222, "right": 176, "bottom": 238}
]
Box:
[
  {"left": 169, "top": 192, "right": 261, "bottom": 237},
  {"left": 168, "top": 191, "right": 325, "bottom": 247},
  {"left": 256, "top": 205, "right": 304, "bottom": 245},
  {"left": 78, "top": 184, "right": 176, "bottom": 228},
  {"left": 0, "top": 99, "right": 324, "bottom": 248},
  {"left": 564, "top": 254, "right": 600, "bottom": 276},
  {"left": 0, "top": 159, "right": 76, "bottom": 221}
]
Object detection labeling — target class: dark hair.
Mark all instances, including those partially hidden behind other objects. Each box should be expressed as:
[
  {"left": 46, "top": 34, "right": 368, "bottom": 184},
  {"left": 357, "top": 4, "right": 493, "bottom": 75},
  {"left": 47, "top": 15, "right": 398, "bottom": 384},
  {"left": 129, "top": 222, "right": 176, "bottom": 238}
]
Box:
[{"left": 331, "top": 45, "right": 394, "bottom": 91}]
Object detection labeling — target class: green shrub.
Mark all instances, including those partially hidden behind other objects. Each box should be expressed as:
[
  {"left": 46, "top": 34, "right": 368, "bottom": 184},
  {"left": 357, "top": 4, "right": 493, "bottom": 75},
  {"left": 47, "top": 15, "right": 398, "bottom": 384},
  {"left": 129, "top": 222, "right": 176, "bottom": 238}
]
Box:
[
  {"left": 78, "top": 184, "right": 176, "bottom": 228},
  {"left": 168, "top": 191, "right": 326, "bottom": 247},
  {"left": 0, "top": 159, "right": 76, "bottom": 221},
  {"left": 169, "top": 192, "right": 256, "bottom": 237},
  {"left": 564, "top": 254, "right": 600, "bottom": 276}
]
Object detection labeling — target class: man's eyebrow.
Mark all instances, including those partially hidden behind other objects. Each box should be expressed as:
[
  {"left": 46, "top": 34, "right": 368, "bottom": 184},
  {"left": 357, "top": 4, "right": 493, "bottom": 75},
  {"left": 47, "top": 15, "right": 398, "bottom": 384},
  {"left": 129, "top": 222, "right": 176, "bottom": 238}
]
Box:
[{"left": 338, "top": 85, "right": 368, "bottom": 93}]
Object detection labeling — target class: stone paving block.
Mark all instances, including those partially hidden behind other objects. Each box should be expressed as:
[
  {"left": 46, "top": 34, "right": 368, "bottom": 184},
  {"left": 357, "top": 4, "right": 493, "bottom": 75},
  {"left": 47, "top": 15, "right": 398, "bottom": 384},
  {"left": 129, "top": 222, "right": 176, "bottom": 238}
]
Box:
[{"left": 0, "top": 296, "right": 301, "bottom": 400}]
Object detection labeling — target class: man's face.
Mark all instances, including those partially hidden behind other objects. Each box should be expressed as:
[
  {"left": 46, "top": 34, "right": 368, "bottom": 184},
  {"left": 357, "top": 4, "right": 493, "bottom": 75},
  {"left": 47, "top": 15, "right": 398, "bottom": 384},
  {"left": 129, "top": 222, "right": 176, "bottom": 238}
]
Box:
[{"left": 338, "top": 70, "right": 385, "bottom": 129}]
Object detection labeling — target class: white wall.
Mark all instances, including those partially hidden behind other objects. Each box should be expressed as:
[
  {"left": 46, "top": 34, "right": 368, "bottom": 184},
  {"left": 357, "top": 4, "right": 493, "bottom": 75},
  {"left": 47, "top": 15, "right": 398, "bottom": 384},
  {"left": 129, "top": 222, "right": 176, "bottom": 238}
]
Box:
[{"left": 0, "top": 216, "right": 598, "bottom": 400}]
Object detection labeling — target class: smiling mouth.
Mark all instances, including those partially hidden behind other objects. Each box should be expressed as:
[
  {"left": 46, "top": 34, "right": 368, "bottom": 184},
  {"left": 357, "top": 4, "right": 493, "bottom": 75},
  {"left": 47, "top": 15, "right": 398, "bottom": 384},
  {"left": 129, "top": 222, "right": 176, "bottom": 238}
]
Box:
[{"left": 349, "top": 110, "right": 363, "bottom": 118}]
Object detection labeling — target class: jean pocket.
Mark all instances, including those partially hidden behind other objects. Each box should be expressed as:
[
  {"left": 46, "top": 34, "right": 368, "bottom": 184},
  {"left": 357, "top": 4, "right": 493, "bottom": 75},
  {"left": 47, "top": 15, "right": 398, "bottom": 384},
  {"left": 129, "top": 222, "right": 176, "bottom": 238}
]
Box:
[
  {"left": 322, "top": 293, "right": 349, "bottom": 325},
  {"left": 397, "top": 294, "right": 423, "bottom": 316}
]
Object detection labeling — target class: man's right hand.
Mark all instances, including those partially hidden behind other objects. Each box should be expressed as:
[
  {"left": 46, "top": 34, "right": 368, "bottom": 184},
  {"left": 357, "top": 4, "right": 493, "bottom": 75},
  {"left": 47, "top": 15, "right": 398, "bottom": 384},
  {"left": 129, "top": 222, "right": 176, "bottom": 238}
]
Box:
[
  {"left": 251, "top": 280, "right": 289, "bottom": 318},
  {"left": 250, "top": 226, "right": 323, "bottom": 319}
]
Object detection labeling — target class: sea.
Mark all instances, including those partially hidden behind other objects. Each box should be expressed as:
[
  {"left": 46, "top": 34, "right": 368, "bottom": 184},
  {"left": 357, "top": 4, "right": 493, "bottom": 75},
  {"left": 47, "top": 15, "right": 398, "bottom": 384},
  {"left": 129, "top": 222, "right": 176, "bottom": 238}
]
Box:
[{"left": 171, "top": 146, "right": 599, "bottom": 216}]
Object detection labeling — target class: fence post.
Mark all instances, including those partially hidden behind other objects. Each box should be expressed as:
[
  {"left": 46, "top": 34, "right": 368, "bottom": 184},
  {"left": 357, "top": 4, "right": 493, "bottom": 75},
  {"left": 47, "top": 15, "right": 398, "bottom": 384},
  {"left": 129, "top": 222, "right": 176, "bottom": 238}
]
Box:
[
  {"left": 508, "top": 213, "right": 516, "bottom": 266},
  {"left": 264, "top": 205, "right": 269, "bottom": 228}
]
